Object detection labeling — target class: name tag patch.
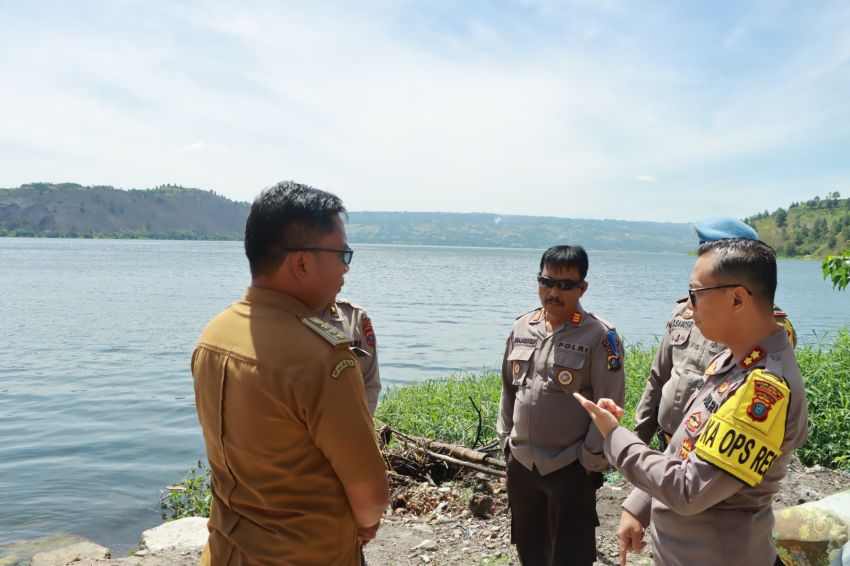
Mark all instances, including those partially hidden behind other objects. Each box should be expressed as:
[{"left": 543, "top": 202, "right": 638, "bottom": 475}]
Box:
[{"left": 331, "top": 359, "right": 356, "bottom": 378}]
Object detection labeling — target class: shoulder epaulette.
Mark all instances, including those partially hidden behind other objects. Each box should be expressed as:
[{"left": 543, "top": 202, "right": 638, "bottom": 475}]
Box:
[
  {"left": 587, "top": 312, "right": 617, "bottom": 332},
  {"left": 302, "top": 316, "right": 353, "bottom": 349},
  {"left": 516, "top": 308, "right": 542, "bottom": 321}
]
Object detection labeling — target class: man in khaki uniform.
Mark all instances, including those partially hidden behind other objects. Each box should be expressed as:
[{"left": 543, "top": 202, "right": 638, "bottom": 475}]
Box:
[
  {"left": 498, "top": 245, "right": 625, "bottom": 566},
  {"left": 577, "top": 238, "right": 808, "bottom": 566},
  {"left": 633, "top": 218, "right": 796, "bottom": 447},
  {"left": 320, "top": 299, "right": 381, "bottom": 414},
  {"left": 192, "top": 181, "right": 388, "bottom": 565}
]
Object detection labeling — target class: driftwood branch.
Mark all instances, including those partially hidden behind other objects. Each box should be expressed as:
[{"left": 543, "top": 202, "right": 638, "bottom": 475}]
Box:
[{"left": 377, "top": 420, "right": 506, "bottom": 478}]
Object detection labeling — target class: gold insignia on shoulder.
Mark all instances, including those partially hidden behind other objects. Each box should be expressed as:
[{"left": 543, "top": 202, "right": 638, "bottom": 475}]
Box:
[
  {"left": 739, "top": 346, "right": 766, "bottom": 369},
  {"left": 331, "top": 359, "right": 356, "bottom": 378},
  {"left": 302, "top": 317, "right": 353, "bottom": 349}
]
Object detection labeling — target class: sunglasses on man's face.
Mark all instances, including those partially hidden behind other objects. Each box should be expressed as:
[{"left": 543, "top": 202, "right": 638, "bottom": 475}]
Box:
[
  {"left": 687, "top": 283, "right": 752, "bottom": 306},
  {"left": 281, "top": 247, "right": 354, "bottom": 265},
  {"left": 537, "top": 274, "right": 584, "bottom": 291}
]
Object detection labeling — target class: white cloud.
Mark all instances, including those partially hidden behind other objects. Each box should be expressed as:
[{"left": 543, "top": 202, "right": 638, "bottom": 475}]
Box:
[
  {"left": 636, "top": 175, "right": 657, "bottom": 183},
  {"left": 177, "top": 141, "right": 229, "bottom": 153}
]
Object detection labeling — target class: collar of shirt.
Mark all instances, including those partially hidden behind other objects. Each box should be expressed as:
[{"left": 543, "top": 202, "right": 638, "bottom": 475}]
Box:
[
  {"left": 707, "top": 327, "right": 793, "bottom": 376},
  {"left": 320, "top": 303, "right": 345, "bottom": 321},
  {"left": 243, "top": 286, "right": 313, "bottom": 318}
]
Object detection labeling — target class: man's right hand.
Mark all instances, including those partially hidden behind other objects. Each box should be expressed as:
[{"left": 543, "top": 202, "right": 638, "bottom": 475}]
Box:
[
  {"left": 357, "top": 520, "right": 380, "bottom": 546},
  {"left": 617, "top": 510, "right": 646, "bottom": 566}
]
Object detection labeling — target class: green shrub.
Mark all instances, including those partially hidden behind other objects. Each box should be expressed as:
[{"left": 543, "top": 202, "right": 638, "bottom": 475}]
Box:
[
  {"left": 160, "top": 461, "right": 211, "bottom": 519},
  {"left": 796, "top": 329, "right": 850, "bottom": 468}
]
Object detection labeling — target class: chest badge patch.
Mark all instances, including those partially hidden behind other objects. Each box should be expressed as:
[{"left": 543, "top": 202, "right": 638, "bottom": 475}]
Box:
[
  {"left": 331, "top": 359, "right": 356, "bottom": 378},
  {"left": 557, "top": 369, "right": 575, "bottom": 386},
  {"left": 686, "top": 411, "right": 702, "bottom": 432},
  {"left": 513, "top": 361, "right": 522, "bottom": 376},
  {"left": 740, "top": 346, "right": 766, "bottom": 369},
  {"left": 717, "top": 380, "right": 732, "bottom": 395}
]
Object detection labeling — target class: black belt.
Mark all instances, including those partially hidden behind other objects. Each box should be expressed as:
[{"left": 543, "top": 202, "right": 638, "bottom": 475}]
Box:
[{"left": 656, "top": 428, "right": 673, "bottom": 451}]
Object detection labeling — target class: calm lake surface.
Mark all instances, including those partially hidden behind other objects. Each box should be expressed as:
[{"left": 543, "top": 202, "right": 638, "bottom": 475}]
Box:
[{"left": 1, "top": 238, "right": 848, "bottom": 552}]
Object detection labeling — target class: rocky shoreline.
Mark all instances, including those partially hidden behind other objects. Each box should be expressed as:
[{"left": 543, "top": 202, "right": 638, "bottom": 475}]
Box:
[{"left": 4, "top": 458, "right": 848, "bottom": 566}]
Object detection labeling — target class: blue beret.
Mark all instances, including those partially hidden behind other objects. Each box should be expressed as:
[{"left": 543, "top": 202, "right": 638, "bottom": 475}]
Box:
[{"left": 693, "top": 217, "right": 759, "bottom": 242}]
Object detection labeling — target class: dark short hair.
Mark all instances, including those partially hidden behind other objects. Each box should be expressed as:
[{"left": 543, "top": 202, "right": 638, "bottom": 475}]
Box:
[
  {"left": 697, "top": 238, "right": 776, "bottom": 309},
  {"left": 539, "top": 245, "right": 589, "bottom": 280},
  {"left": 244, "top": 181, "right": 347, "bottom": 277}
]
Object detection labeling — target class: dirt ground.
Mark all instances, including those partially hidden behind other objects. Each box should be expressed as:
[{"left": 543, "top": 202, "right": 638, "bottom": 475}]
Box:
[
  {"left": 362, "top": 456, "right": 850, "bottom": 566},
  {"left": 15, "top": 457, "right": 846, "bottom": 566}
]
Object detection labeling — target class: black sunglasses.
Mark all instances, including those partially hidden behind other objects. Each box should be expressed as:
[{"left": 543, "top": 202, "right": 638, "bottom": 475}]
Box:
[
  {"left": 537, "top": 274, "right": 584, "bottom": 291},
  {"left": 688, "top": 283, "right": 752, "bottom": 306},
  {"left": 283, "top": 247, "right": 354, "bottom": 265}
]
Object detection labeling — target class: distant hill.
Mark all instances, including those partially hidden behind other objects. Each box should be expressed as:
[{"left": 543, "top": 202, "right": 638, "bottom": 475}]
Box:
[
  {"left": 0, "top": 182, "right": 698, "bottom": 252},
  {"left": 745, "top": 192, "right": 850, "bottom": 257},
  {"left": 346, "top": 211, "right": 694, "bottom": 252},
  {"left": 0, "top": 183, "right": 249, "bottom": 239}
]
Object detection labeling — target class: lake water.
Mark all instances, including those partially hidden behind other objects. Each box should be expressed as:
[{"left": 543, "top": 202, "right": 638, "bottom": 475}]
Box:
[{"left": 1, "top": 238, "right": 848, "bottom": 553}]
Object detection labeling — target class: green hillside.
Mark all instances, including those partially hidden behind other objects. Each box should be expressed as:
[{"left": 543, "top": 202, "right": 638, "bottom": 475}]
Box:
[
  {"left": 745, "top": 192, "right": 850, "bottom": 257},
  {"left": 0, "top": 182, "right": 249, "bottom": 239}
]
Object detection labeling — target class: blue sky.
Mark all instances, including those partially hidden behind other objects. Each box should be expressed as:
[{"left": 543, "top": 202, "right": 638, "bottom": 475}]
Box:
[{"left": 1, "top": 0, "right": 848, "bottom": 221}]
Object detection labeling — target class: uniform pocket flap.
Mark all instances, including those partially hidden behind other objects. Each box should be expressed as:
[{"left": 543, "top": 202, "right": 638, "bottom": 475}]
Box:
[
  {"left": 554, "top": 351, "right": 586, "bottom": 369},
  {"left": 668, "top": 326, "right": 691, "bottom": 346},
  {"left": 508, "top": 347, "right": 535, "bottom": 361}
]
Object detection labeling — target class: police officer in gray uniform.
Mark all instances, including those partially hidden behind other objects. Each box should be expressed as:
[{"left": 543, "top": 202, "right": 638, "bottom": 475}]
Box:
[
  {"left": 577, "top": 238, "right": 808, "bottom": 566},
  {"left": 498, "top": 245, "right": 625, "bottom": 566},
  {"left": 319, "top": 299, "right": 381, "bottom": 415},
  {"left": 633, "top": 218, "right": 796, "bottom": 448}
]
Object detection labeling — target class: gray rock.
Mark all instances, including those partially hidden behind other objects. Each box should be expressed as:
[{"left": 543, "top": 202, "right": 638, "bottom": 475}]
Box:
[
  {"left": 412, "top": 539, "right": 438, "bottom": 551},
  {"left": 29, "top": 541, "right": 110, "bottom": 565},
  {"left": 141, "top": 518, "right": 208, "bottom": 553}
]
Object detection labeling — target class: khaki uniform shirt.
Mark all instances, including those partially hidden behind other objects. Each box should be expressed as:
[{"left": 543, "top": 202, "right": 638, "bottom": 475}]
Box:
[
  {"left": 320, "top": 299, "right": 381, "bottom": 415},
  {"left": 633, "top": 301, "right": 796, "bottom": 444},
  {"left": 633, "top": 301, "right": 725, "bottom": 442},
  {"left": 497, "top": 305, "right": 626, "bottom": 475},
  {"left": 607, "top": 328, "right": 808, "bottom": 566},
  {"left": 192, "top": 287, "right": 387, "bottom": 566}
]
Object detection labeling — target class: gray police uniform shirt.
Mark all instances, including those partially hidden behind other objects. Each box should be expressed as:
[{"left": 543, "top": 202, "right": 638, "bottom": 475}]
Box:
[
  {"left": 634, "top": 301, "right": 797, "bottom": 444},
  {"left": 606, "top": 328, "right": 808, "bottom": 566},
  {"left": 319, "top": 299, "right": 381, "bottom": 415},
  {"left": 497, "top": 305, "right": 626, "bottom": 475},
  {"left": 633, "top": 301, "right": 725, "bottom": 443}
]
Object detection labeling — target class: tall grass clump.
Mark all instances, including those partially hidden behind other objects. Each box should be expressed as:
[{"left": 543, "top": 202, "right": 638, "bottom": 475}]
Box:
[
  {"left": 796, "top": 328, "right": 850, "bottom": 469},
  {"left": 375, "top": 371, "right": 502, "bottom": 447},
  {"left": 621, "top": 342, "right": 657, "bottom": 430}
]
